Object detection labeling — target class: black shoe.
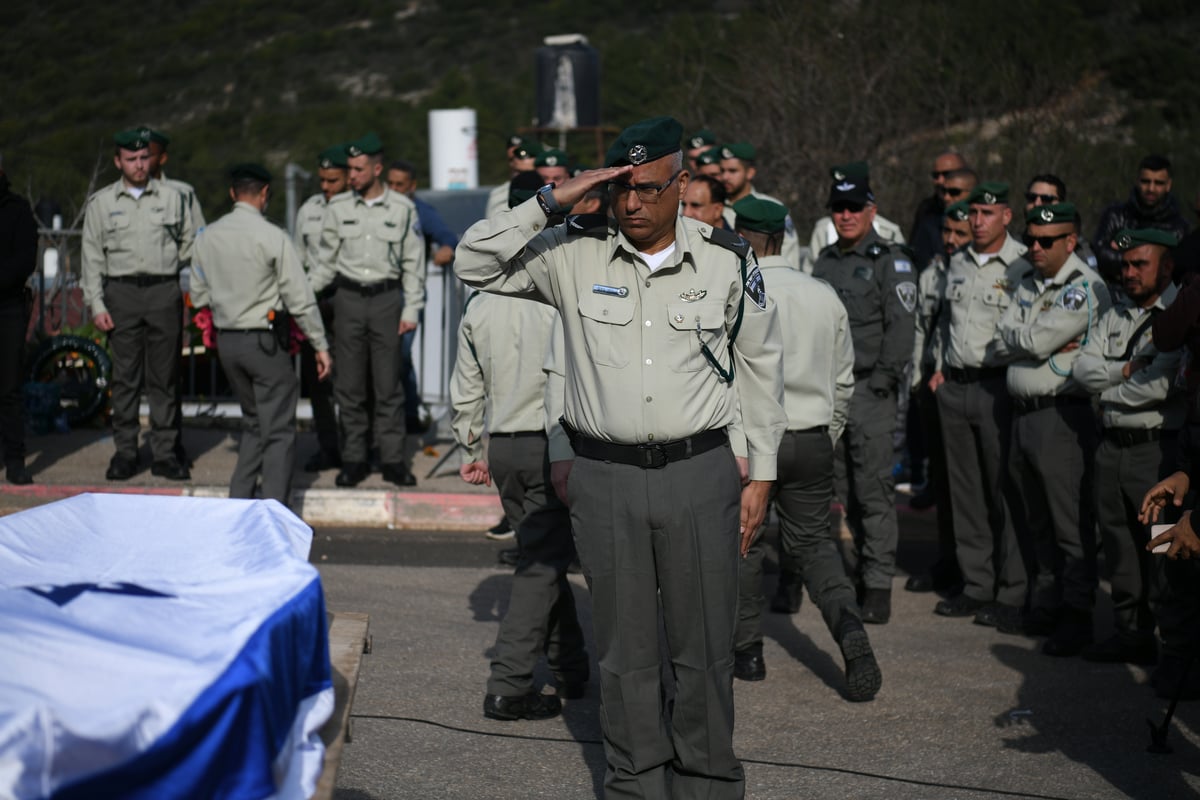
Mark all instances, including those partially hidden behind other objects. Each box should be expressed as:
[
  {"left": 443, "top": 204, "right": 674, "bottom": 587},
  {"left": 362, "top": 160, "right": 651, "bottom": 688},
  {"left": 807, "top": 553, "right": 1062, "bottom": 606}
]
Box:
[
  {"left": 908, "top": 490, "right": 936, "bottom": 510},
  {"left": 106, "top": 454, "right": 138, "bottom": 481},
  {"left": 974, "top": 602, "right": 1021, "bottom": 629},
  {"left": 935, "top": 593, "right": 987, "bottom": 618},
  {"left": 303, "top": 450, "right": 342, "bottom": 472},
  {"left": 839, "top": 618, "right": 882, "bottom": 702},
  {"left": 381, "top": 462, "right": 417, "bottom": 487},
  {"left": 905, "top": 564, "right": 962, "bottom": 594},
  {"left": 497, "top": 547, "right": 519, "bottom": 567},
  {"left": 861, "top": 588, "right": 892, "bottom": 624},
  {"left": 150, "top": 458, "right": 191, "bottom": 481},
  {"left": 1082, "top": 634, "right": 1157, "bottom": 665},
  {"left": 173, "top": 442, "right": 193, "bottom": 469},
  {"left": 770, "top": 582, "right": 803, "bottom": 614},
  {"left": 483, "top": 691, "right": 562, "bottom": 721},
  {"left": 485, "top": 516, "right": 515, "bottom": 541},
  {"left": 734, "top": 646, "right": 766, "bottom": 681},
  {"left": 6, "top": 463, "right": 32, "bottom": 485},
  {"left": 904, "top": 573, "right": 936, "bottom": 593},
  {"left": 335, "top": 462, "right": 370, "bottom": 487},
  {"left": 1042, "top": 609, "right": 1093, "bottom": 657},
  {"left": 1022, "top": 606, "right": 1061, "bottom": 636}
]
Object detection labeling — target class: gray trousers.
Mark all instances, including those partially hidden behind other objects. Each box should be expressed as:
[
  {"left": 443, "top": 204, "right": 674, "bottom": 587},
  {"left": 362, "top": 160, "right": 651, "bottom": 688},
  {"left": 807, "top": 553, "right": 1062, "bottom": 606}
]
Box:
[
  {"left": 104, "top": 280, "right": 182, "bottom": 463},
  {"left": 333, "top": 288, "right": 406, "bottom": 464},
  {"left": 737, "top": 429, "right": 860, "bottom": 651},
  {"left": 935, "top": 375, "right": 1026, "bottom": 605},
  {"left": 833, "top": 377, "right": 899, "bottom": 590},
  {"left": 217, "top": 330, "right": 299, "bottom": 503},
  {"left": 569, "top": 444, "right": 744, "bottom": 800},
  {"left": 486, "top": 433, "right": 588, "bottom": 696},
  {"left": 1011, "top": 402, "right": 1098, "bottom": 613}
]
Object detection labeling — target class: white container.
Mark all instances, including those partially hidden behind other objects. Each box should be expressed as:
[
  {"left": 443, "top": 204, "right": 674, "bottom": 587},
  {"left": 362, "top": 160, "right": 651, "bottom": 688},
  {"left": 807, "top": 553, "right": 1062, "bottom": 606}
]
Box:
[{"left": 428, "top": 109, "right": 477, "bottom": 190}]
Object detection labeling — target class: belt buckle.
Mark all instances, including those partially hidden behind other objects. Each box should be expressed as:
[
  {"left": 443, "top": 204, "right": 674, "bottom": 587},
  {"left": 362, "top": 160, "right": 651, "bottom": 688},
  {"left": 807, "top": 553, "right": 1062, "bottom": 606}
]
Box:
[{"left": 638, "top": 443, "right": 669, "bottom": 469}]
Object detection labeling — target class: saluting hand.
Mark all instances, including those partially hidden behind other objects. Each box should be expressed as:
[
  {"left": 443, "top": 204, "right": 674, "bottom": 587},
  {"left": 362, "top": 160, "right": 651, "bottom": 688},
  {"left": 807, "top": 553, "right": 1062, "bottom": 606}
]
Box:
[
  {"left": 1140, "top": 470, "right": 1190, "bottom": 524},
  {"left": 314, "top": 350, "right": 333, "bottom": 381},
  {"left": 549, "top": 166, "right": 633, "bottom": 211}
]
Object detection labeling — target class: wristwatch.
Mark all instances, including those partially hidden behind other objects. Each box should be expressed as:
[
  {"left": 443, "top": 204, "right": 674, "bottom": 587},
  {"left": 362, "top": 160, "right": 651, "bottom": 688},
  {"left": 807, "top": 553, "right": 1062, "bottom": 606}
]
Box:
[{"left": 535, "top": 184, "right": 563, "bottom": 217}]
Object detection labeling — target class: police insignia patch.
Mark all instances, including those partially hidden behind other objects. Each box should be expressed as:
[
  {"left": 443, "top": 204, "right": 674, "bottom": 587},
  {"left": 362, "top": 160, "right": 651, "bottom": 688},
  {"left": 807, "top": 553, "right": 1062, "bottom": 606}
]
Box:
[
  {"left": 745, "top": 264, "right": 767, "bottom": 309},
  {"left": 628, "top": 145, "right": 648, "bottom": 165},
  {"left": 896, "top": 281, "right": 918, "bottom": 313},
  {"left": 1057, "top": 286, "right": 1088, "bottom": 311}
]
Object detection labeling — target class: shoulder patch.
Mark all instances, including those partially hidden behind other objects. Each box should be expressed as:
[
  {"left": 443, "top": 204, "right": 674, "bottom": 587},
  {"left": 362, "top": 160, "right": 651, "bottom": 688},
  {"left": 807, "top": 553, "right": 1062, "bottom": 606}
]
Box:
[
  {"left": 566, "top": 213, "right": 611, "bottom": 238},
  {"left": 896, "top": 281, "right": 918, "bottom": 313},
  {"left": 897, "top": 244, "right": 917, "bottom": 261},
  {"left": 1057, "top": 286, "right": 1089, "bottom": 311},
  {"left": 704, "top": 226, "right": 751, "bottom": 260},
  {"left": 893, "top": 258, "right": 913, "bottom": 273},
  {"left": 744, "top": 262, "right": 767, "bottom": 309},
  {"left": 1021, "top": 269, "right": 1034, "bottom": 280}
]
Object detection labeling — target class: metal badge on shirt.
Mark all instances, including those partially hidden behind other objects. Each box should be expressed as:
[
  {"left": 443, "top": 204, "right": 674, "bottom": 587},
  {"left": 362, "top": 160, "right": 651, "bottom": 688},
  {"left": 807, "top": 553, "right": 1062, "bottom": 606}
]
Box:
[{"left": 593, "top": 284, "right": 629, "bottom": 298}]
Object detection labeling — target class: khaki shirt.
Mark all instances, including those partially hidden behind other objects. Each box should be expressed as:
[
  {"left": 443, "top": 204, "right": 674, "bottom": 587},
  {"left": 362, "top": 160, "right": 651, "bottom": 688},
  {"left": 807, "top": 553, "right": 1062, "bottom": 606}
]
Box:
[
  {"left": 80, "top": 177, "right": 196, "bottom": 316},
  {"left": 911, "top": 254, "right": 948, "bottom": 390},
  {"left": 309, "top": 187, "right": 426, "bottom": 324},
  {"left": 995, "top": 252, "right": 1111, "bottom": 398},
  {"left": 936, "top": 233, "right": 1029, "bottom": 370},
  {"left": 723, "top": 187, "right": 803, "bottom": 270},
  {"left": 544, "top": 320, "right": 571, "bottom": 462},
  {"left": 804, "top": 213, "right": 907, "bottom": 274},
  {"left": 485, "top": 182, "right": 510, "bottom": 221},
  {"left": 293, "top": 192, "right": 330, "bottom": 273},
  {"left": 450, "top": 292, "right": 560, "bottom": 462},
  {"left": 190, "top": 202, "right": 328, "bottom": 352},
  {"left": 161, "top": 175, "right": 205, "bottom": 269},
  {"left": 455, "top": 199, "right": 787, "bottom": 481},
  {"left": 1073, "top": 282, "right": 1184, "bottom": 430}
]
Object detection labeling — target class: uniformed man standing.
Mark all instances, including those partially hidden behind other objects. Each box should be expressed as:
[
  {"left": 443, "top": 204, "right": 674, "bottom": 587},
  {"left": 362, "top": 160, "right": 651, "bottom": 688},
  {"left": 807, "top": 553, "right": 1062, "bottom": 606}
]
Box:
[
  {"left": 294, "top": 144, "right": 349, "bottom": 472},
  {"left": 191, "top": 164, "right": 331, "bottom": 503},
  {"left": 456, "top": 116, "right": 786, "bottom": 800},
  {"left": 1074, "top": 228, "right": 1182, "bottom": 665},
  {"left": 812, "top": 166, "right": 917, "bottom": 624},
  {"left": 81, "top": 129, "right": 196, "bottom": 481},
  {"left": 928, "top": 183, "right": 1028, "bottom": 624},
  {"left": 806, "top": 162, "right": 907, "bottom": 274},
  {"left": 685, "top": 128, "right": 717, "bottom": 172},
  {"left": 995, "top": 203, "right": 1111, "bottom": 654},
  {"left": 308, "top": 133, "right": 426, "bottom": 488},
  {"left": 718, "top": 142, "right": 802, "bottom": 268}
]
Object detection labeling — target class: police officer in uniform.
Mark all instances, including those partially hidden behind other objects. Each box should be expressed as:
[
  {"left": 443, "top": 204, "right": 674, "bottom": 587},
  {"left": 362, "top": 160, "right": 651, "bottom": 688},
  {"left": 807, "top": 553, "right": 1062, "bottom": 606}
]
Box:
[
  {"left": 717, "top": 142, "right": 803, "bottom": 269},
  {"left": 456, "top": 116, "right": 786, "bottom": 800},
  {"left": 812, "top": 165, "right": 917, "bottom": 624},
  {"left": 730, "top": 197, "right": 880, "bottom": 700},
  {"left": 1074, "top": 228, "right": 1183, "bottom": 665},
  {"left": 191, "top": 164, "right": 331, "bottom": 503},
  {"left": 81, "top": 129, "right": 196, "bottom": 481},
  {"left": 485, "top": 136, "right": 540, "bottom": 221},
  {"left": 995, "top": 203, "right": 1111, "bottom": 653},
  {"left": 805, "top": 162, "right": 907, "bottom": 274},
  {"left": 294, "top": 144, "right": 349, "bottom": 472},
  {"left": 308, "top": 133, "right": 426, "bottom": 488}
]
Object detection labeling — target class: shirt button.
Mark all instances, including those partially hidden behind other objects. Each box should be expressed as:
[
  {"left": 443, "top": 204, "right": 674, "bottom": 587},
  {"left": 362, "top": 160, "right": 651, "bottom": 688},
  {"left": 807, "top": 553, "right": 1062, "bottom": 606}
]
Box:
[
  {"left": 645, "top": 280, "right": 651, "bottom": 288},
  {"left": 644, "top": 320, "right": 652, "bottom": 327},
  {"left": 645, "top": 358, "right": 652, "bottom": 365},
  {"left": 602, "top": 309, "right": 609, "bottom": 316},
  {"left": 674, "top": 314, "right": 684, "bottom": 323},
  {"left": 648, "top": 434, "right": 655, "bottom": 441},
  {"left": 645, "top": 396, "right": 652, "bottom": 403}
]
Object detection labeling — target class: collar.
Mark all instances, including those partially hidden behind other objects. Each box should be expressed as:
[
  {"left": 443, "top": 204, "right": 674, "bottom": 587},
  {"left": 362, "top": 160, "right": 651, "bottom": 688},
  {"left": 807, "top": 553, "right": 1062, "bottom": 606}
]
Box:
[
  {"left": 117, "top": 177, "right": 159, "bottom": 198},
  {"left": 1118, "top": 279, "right": 1179, "bottom": 317},
  {"left": 354, "top": 185, "right": 390, "bottom": 206},
  {"left": 968, "top": 232, "right": 1024, "bottom": 268},
  {"left": 232, "top": 201, "right": 262, "bottom": 216},
  {"left": 756, "top": 254, "right": 792, "bottom": 270},
  {"left": 1033, "top": 252, "right": 1087, "bottom": 293},
  {"left": 610, "top": 215, "right": 695, "bottom": 274},
  {"left": 832, "top": 227, "right": 881, "bottom": 259}
]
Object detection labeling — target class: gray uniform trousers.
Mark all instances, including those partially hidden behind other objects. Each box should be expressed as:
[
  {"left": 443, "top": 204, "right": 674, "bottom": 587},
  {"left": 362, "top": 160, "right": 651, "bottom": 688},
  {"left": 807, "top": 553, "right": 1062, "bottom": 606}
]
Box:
[
  {"left": 568, "top": 444, "right": 744, "bottom": 800},
  {"left": 736, "top": 429, "right": 860, "bottom": 651},
  {"left": 935, "top": 374, "right": 1027, "bottom": 605},
  {"left": 1011, "top": 401, "right": 1098, "bottom": 613},
  {"left": 105, "top": 280, "right": 182, "bottom": 463},
  {"left": 332, "top": 287, "right": 406, "bottom": 464},
  {"left": 832, "top": 377, "right": 900, "bottom": 590},
  {"left": 1094, "top": 433, "right": 1178, "bottom": 644},
  {"left": 217, "top": 330, "right": 299, "bottom": 503},
  {"left": 486, "top": 433, "right": 589, "bottom": 696}
]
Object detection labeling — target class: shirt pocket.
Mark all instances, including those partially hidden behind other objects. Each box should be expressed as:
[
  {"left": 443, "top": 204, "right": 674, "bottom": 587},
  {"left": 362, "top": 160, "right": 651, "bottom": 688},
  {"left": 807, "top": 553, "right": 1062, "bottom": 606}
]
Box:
[
  {"left": 577, "top": 291, "right": 634, "bottom": 368},
  {"left": 104, "top": 214, "right": 134, "bottom": 254},
  {"left": 372, "top": 220, "right": 406, "bottom": 269},
  {"left": 666, "top": 300, "right": 725, "bottom": 373},
  {"left": 945, "top": 282, "right": 966, "bottom": 304},
  {"left": 981, "top": 286, "right": 1011, "bottom": 312},
  {"left": 337, "top": 217, "right": 366, "bottom": 261}
]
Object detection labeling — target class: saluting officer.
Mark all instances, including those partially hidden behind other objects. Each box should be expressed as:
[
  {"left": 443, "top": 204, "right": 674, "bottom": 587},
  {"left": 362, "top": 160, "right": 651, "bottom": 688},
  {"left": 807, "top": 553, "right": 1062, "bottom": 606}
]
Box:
[
  {"left": 81, "top": 129, "right": 197, "bottom": 482},
  {"left": 1074, "top": 227, "right": 1183, "bottom": 666},
  {"left": 456, "top": 116, "right": 786, "bottom": 800},
  {"left": 812, "top": 162, "right": 917, "bottom": 624},
  {"left": 191, "top": 164, "right": 331, "bottom": 503},
  {"left": 308, "top": 133, "right": 426, "bottom": 488},
  {"left": 995, "top": 202, "right": 1111, "bottom": 654}
]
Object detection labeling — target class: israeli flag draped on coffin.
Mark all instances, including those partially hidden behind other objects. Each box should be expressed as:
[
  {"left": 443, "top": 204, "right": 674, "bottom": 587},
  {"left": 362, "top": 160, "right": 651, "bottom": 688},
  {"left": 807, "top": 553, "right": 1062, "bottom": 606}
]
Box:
[{"left": 0, "top": 494, "right": 333, "bottom": 799}]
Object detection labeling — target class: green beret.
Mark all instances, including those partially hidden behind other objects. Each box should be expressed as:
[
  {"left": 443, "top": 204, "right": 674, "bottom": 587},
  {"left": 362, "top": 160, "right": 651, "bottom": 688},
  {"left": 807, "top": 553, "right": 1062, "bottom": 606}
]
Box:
[
  {"left": 968, "top": 181, "right": 1009, "bottom": 205},
  {"left": 830, "top": 161, "right": 870, "bottom": 183},
  {"left": 230, "top": 162, "right": 272, "bottom": 183},
  {"left": 944, "top": 201, "right": 969, "bottom": 222},
  {"left": 136, "top": 126, "right": 169, "bottom": 147},
  {"left": 346, "top": 133, "right": 383, "bottom": 157},
  {"left": 508, "top": 171, "right": 543, "bottom": 208},
  {"left": 507, "top": 133, "right": 525, "bottom": 148},
  {"left": 535, "top": 148, "right": 570, "bottom": 169},
  {"left": 113, "top": 129, "right": 151, "bottom": 151},
  {"left": 733, "top": 197, "right": 788, "bottom": 234},
  {"left": 1113, "top": 227, "right": 1179, "bottom": 251},
  {"left": 687, "top": 129, "right": 716, "bottom": 150},
  {"left": 696, "top": 147, "right": 722, "bottom": 167},
  {"left": 1025, "top": 202, "right": 1076, "bottom": 226},
  {"left": 317, "top": 144, "right": 349, "bottom": 170},
  {"left": 605, "top": 117, "right": 683, "bottom": 168},
  {"left": 719, "top": 142, "right": 756, "bottom": 162},
  {"left": 511, "top": 138, "right": 541, "bottom": 160}
]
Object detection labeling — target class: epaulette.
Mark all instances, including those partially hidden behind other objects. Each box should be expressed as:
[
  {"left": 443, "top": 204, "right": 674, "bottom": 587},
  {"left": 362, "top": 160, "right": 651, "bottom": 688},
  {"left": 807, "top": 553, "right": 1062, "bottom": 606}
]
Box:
[
  {"left": 897, "top": 243, "right": 916, "bottom": 261},
  {"left": 327, "top": 190, "right": 353, "bottom": 205},
  {"left": 703, "top": 225, "right": 751, "bottom": 260},
  {"left": 1021, "top": 268, "right": 1035, "bottom": 280},
  {"left": 565, "top": 213, "right": 611, "bottom": 238}
]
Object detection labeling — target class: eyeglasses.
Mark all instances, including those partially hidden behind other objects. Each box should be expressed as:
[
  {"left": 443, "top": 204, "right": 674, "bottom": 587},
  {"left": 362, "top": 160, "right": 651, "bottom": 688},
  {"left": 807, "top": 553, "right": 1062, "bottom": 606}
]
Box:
[
  {"left": 1021, "top": 232, "right": 1072, "bottom": 249},
  {"left": 939, "top": 186, "right": 965, "bottom": 198},
  {"left": 610, "top": 170, "right": 682, "bottom": 203},
  {"left": 831, "top": 201, "right": 866, "bottom": 214},
  {"left": 930, "top": 170, "right": 954, "bottom": 180},
  {"left": 1024, "top": 192, "right": 1059, "bottom": 205}
]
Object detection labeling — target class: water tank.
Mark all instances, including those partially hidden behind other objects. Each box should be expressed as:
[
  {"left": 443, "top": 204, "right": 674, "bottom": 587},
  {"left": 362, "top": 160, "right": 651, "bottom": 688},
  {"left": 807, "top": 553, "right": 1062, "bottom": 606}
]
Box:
[{"left": 535, "top": 34, "right": 600, "bottom": 129}]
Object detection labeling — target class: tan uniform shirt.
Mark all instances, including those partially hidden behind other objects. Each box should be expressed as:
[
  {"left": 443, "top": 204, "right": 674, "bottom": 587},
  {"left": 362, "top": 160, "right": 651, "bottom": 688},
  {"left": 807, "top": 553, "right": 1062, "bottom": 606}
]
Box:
[
  {"left": 936, "top": 233, "right": 1029, "bottom": 371},
  {"left": 1073, "top": 282, "right": 1184, "bottom": 430},
  {"left": 995, "top": 253, "right": 1110, "bottom": 398},
  {"left": 911, "top": 254, "right": 948, "bottom": 390},
  {"left": 485, "top": 182, "right": 511, "bottom": 221},
  {"left": 804, "top": 213, "right": 907, "bottom": 274},
  {"left": 309, "top": 187, "right": 427, "bottom": 324},
  {"left": 723, "top": 187, "right": 803, "bottom": 270},
  {"left": 450, "top": 292, "right": 560, "bottom": 462},
  {"left": 455, "top": 200, "right": 787, "bottom": 481},
  {"left": 81, "top": 177, "right": 195, "bottom": 316},
  {"left": 190, "top": 202, "right": 328, "bottom": 352},
  {"left": 544, "top": 320, "right": 571, "bottom": 462},
  {"left": 293, "top": 192, "right": 330, "bottom": 273}
]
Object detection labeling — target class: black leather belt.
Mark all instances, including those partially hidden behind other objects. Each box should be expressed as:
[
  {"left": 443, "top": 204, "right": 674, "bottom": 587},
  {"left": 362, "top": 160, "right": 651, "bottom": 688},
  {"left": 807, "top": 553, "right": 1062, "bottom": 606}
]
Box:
[
  {"left": 1012, "top": 394, "right": 1090, "bottom": 415},
  {"left": 563, "top": 420, "right": 727, "bottom": 469},
  {"left": 491, "top": 430, "right": 546, "bottom": 439},
  {"left": 336, "top": 275, "right": 401, "bottom": 296},
  {"left": 105, "top": 273, "right": 177, "bottom": 287},
  {"left": 945, "top": 365, "right": 1006, "bottom": 383},
  {"left": 219, "top": 328, "right": 271, "bottom": 334},
  {"left": 787, "top": 426, "right": 828, "bottom": 435},
  {"left": 1103, "top": 427, "right": 1176, "bottom": 447}
]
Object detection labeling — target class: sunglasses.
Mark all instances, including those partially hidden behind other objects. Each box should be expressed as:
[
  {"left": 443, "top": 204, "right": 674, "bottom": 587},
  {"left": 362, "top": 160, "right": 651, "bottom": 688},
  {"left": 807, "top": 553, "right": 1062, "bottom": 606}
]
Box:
[
  {"left": 831, "top": 201, "right": 866, "bottom": 214},
  {"left": 939, "top": 186, "right": 965, "bottom": 198},
  {"left": 1024, "top": 192, "right": 1059, "bottom": 205},
  {"left": 1022, "top": 232, "right": 1072, "bottom": 249},
  {"left": 930, "top": 170, "right": 954, "bottom": 180}
]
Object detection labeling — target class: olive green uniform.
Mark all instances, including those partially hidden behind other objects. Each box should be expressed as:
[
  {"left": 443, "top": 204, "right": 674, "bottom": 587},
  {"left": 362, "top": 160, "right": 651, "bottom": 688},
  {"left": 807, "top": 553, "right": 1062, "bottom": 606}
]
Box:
[
  {"left": 81, "top": 177, "right": 195, "bottom": 465},
  {"left": 308, "top": 187, "right": 425, "bottom": 466},
  {"left": 293, "top": 191, "right": 340, "bottom": 461},
  {"left": 191, "top": 202, "right": 327, "bottom": 502},
  {"left": 812, "top": 230, "right": 916, "bottom": 591},
  {"left": 456, "top": 200, "right": 786, "bottom": 800}
]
